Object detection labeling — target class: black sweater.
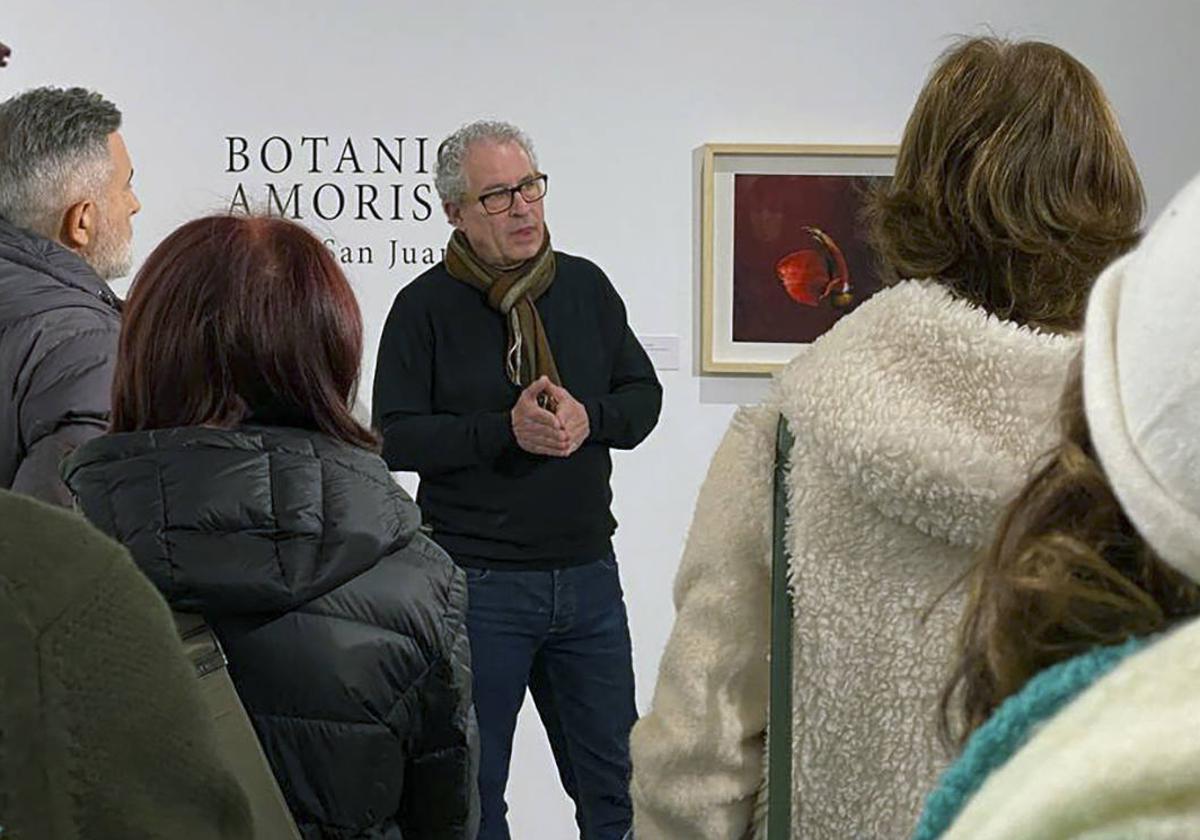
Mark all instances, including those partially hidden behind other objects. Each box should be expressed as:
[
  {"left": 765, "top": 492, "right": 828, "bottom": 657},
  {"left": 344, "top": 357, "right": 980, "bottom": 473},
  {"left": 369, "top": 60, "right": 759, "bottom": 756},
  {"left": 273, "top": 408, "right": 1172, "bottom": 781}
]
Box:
[{"left": 373, "top": 252, "right": 662, "bottom": 568}]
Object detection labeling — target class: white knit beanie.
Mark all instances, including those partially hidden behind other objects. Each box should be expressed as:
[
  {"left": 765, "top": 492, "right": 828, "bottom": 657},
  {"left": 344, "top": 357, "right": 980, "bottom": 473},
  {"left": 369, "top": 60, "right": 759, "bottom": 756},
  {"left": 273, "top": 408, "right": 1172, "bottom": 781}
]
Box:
[{"left": 1083, "top": 171, "right": 1200, "bottom": 582}]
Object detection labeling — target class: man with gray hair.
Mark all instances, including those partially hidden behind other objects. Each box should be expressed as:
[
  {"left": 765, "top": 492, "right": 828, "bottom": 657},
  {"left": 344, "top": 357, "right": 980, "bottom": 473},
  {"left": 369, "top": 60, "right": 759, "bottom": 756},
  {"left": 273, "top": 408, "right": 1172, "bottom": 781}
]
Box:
[
  {"left": 374, "top": 121, "right": 662, "bottom": 839},
  {"left": 0, "top": 86, "right": 140, "bottom": 504}
]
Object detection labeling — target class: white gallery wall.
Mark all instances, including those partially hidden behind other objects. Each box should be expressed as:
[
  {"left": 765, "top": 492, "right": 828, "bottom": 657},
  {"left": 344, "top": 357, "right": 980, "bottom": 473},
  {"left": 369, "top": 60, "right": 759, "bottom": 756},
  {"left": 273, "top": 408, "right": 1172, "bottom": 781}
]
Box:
[{"left": 6, "top": 2, "right": 1198, "bottom": 836}]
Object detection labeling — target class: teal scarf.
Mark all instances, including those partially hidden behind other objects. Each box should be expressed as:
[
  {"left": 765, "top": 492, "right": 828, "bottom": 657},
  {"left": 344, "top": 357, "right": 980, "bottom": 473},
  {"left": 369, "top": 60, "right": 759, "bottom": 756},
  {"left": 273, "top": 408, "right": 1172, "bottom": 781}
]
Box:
[{"left": 912, "top": 637, "right": 1146, "bottom": 840}]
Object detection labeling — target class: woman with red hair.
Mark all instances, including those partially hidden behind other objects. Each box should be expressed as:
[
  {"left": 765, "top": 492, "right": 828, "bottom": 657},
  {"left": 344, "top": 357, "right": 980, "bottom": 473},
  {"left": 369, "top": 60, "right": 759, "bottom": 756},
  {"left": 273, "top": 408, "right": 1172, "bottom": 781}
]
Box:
[{"left": 63, "top": 215, "right": 479, "bottom": 839}]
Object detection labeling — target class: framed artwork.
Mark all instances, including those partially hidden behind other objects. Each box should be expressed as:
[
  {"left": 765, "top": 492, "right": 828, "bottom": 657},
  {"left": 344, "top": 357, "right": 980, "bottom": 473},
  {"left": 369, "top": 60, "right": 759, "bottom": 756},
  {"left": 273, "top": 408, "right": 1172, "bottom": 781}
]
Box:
[{"left": 701, "top": 144, "right": 897, "bottom": 373}]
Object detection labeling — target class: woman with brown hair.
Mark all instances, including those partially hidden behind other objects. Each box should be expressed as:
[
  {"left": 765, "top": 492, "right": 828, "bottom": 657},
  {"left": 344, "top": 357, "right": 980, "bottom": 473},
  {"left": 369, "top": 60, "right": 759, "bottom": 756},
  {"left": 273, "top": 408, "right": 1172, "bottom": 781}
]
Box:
[
  {"left": 914, "top": 170, "right": 1200, "bottom": 840},
  {"left": 62, "top": 215, "right": 479, "bottom": 839},
  {"left": 631, "top": 37, "right": 1143, "bottom": 839}
]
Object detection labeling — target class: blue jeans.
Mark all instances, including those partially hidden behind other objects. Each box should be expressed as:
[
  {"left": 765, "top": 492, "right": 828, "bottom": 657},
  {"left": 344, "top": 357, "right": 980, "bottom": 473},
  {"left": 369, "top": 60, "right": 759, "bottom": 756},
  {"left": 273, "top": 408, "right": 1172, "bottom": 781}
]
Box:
[{"left": 463, "top": 555, "right": 636, "bottom": 840}]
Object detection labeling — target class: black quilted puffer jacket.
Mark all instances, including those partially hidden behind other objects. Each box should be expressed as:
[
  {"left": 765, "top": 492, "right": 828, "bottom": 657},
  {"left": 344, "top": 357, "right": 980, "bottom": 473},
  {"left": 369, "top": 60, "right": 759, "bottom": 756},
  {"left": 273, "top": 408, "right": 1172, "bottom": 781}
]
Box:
[{"left": 63, "top": 425, "right": 479, "bottom": 840}]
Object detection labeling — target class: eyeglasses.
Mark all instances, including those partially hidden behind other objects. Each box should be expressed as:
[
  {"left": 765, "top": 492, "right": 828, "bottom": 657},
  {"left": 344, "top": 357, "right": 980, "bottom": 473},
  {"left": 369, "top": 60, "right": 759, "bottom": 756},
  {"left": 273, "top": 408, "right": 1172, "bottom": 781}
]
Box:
[{"left": 476, "top": 174, "right": 549, "bottom": 215}]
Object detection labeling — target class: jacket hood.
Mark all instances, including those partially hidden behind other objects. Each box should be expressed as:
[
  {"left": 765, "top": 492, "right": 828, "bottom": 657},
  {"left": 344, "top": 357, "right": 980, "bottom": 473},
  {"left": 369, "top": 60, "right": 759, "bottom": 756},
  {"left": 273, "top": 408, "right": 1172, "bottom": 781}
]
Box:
[
  {"left": 774, "top": 279, "right": 1077, "bottom": 548},
  {"left": 62, "top": 425, "right": 420, "bottom": 614}
]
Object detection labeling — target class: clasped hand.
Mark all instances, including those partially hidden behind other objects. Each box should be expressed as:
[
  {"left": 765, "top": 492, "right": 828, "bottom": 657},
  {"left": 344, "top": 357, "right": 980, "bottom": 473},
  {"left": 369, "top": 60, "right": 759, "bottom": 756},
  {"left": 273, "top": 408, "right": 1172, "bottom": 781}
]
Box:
[{"left": 510, "top": 376, "right": 590, "bottom": 457}]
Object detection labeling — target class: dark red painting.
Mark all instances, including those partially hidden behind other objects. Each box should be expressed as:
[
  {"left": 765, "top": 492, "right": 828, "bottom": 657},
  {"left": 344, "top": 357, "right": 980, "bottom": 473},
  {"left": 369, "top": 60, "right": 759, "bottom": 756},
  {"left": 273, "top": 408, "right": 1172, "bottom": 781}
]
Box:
[{"left": 732, "top": 174, "right": 889, "bottom": 343}]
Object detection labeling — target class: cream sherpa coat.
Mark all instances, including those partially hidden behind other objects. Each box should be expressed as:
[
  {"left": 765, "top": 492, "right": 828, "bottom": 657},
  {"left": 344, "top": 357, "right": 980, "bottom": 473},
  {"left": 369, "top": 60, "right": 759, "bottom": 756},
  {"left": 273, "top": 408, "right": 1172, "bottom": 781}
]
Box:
[{"left": 630, "top": 280, "right": 1076, "bottom": 839}]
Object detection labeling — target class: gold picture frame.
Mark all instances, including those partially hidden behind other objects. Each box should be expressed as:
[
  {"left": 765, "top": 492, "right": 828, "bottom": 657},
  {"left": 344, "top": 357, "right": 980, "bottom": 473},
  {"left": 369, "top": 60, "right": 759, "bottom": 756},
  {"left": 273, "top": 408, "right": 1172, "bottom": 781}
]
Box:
[{"left": 700, "top": 143, "right": 898, "bottom": 374}]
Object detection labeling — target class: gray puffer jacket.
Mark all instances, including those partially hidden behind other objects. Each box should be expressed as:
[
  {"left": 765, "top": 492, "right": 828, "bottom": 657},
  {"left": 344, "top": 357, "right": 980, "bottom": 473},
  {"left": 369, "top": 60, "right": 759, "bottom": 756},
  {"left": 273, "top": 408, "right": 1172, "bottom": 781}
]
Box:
[{"left": 0, "top": 216, "right": 120, "bottom": 505}]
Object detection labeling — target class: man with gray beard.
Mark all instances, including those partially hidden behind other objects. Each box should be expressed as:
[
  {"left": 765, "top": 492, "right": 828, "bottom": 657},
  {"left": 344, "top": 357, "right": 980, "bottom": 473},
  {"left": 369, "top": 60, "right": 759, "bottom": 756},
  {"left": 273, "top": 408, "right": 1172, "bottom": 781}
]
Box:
[{"left": 0, "top": 86, "right": 140, "bottom": 504}]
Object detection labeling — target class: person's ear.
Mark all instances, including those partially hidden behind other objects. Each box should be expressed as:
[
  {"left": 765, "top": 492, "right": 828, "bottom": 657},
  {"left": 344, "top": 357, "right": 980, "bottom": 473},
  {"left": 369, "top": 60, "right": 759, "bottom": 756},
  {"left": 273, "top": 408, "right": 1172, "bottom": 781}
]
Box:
[
  {"left": 59, "top": 200, "right": 94, "bottom": 250},
  {"left": 444, "top": 201, "right": 465, "bottom": 228}
]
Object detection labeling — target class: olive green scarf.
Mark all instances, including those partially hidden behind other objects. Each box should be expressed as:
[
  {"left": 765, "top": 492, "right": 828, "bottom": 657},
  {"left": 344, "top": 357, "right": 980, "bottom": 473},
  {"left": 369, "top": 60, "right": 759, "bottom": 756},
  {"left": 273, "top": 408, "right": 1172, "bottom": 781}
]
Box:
[{"left": 445, "top": 228, "right": 560, "bottom": 390}]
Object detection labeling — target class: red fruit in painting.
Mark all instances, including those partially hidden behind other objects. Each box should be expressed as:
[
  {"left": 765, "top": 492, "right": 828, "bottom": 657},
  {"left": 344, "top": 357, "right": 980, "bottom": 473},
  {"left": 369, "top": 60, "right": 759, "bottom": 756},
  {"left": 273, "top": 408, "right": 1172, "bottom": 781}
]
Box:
[
  {"left": 775, "top": 226, "right": 853, "bottom": 308},
  {"left": 776, "top": 250, "right": 838, "bottom": 306}
]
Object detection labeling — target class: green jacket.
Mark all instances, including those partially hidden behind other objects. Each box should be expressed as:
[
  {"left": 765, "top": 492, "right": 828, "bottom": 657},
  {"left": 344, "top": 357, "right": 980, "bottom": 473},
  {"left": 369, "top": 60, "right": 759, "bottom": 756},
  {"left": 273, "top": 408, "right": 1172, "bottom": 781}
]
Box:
[{"left": 0, "top": 489, "right": 252, "bottom": 839}]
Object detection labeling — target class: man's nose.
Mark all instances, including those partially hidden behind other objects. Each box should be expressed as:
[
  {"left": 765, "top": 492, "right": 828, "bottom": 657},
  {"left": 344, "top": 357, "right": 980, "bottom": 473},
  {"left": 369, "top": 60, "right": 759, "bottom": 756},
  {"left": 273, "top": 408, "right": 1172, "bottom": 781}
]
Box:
[{"left": 509, "top": 191, "right": 533, "bottom": 216}]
